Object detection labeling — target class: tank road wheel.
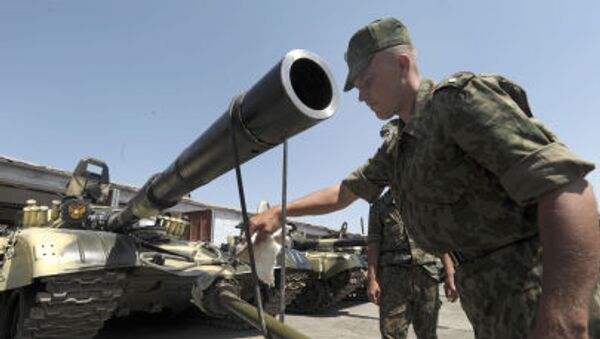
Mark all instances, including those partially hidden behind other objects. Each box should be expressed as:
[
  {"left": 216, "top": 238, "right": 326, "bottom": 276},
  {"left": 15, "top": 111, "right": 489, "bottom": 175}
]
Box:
[
  {"left": 345, "top": 268, "right": 369, "bottom": 302},
  {"left": 0, "top": 288, "right": 34, "bottom": 339},
  {"left": 289, "top": 279, "right": 333, "bottom": 314},
  {"left": 327, "top": 268, "right": 365, "bottom": 306}
]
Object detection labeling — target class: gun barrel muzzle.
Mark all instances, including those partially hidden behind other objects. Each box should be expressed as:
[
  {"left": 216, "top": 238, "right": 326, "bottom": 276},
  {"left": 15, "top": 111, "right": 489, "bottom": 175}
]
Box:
[{"left": 109, "top": 49, "right": 338, "bottom": 230}]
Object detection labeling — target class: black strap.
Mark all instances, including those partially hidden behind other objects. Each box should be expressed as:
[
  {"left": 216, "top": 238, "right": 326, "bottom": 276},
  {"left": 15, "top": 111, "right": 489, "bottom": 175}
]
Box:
[
  {"left": 278, "top": 139, "right": 288, "bottom": 322},
  {"left": 451, "top": 233, "right": 539, "bottom": 266},
  {"left": 228, "top": 94, "right": 271, "bottom": 338}
]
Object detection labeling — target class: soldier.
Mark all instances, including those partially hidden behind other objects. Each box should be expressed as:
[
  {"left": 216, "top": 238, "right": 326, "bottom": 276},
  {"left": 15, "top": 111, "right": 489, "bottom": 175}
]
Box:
[
  {"left": 369, "top": 186, "right": 458, "bottom": 339},
  {"left": 251, "top": 17, "right": 599, "bottom": 338},
  {"left": 368, "top": 120, "right": 458, "bottom": 339}
]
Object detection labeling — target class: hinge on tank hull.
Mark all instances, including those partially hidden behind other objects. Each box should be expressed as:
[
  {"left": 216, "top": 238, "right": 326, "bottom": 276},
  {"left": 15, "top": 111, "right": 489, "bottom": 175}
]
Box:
[{"left": 0, "top": 253, "right": 5, "bottom": 282}]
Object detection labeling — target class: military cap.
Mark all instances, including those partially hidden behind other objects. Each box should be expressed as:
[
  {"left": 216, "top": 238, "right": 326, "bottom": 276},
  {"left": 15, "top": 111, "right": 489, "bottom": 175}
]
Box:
[{"left": 344, "top": 17, "right": 412, "bottom": 92}]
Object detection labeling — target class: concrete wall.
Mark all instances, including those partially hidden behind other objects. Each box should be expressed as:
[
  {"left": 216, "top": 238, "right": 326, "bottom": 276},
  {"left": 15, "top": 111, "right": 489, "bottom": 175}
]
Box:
[{"left": 212, "top": 209, "right": 243, "bottom": 246}]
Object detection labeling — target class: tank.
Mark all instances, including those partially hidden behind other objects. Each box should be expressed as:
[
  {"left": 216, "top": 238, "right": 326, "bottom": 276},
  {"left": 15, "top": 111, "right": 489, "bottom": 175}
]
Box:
[
  {"left": 286, "top": 224, "right": 368, "bottom": 313},
  {"left": 319, "top": 222, "right": 369, "bottom": 302},
  {"left": 325, "top": 222, "right": 368, "bottom": 302},
  {"left": 0, "top": 48, "right": 338, "bottom": 338}
]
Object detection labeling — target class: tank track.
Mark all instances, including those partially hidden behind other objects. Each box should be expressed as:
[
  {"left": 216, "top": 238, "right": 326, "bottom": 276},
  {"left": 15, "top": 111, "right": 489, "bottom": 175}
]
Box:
[
  {"left": 19, "top": 270, "right": 125, "bottom": 338},
  {"left": 262, "top": 269, "right": 309, "bottom": 315}
]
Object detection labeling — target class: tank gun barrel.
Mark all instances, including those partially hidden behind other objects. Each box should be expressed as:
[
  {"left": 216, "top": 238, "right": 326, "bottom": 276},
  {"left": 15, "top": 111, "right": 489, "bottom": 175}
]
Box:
[
  {"left": 292, "top": 237, "right": 367, "bottom": 251},
  {"left": 108, "top": 49, "right": 338, "bottom": 231}
]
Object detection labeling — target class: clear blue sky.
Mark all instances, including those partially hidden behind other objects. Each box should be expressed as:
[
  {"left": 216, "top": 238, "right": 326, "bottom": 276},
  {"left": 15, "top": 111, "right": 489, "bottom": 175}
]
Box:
[{"left": 1, "top": 1, "right": 599, "bottom": 234}]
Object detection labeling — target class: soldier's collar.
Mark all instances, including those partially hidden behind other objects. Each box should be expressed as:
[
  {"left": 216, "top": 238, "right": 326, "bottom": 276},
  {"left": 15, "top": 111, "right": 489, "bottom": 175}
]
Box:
[{"left": 400, "top": 79, "right": 435, "bottom": 140}]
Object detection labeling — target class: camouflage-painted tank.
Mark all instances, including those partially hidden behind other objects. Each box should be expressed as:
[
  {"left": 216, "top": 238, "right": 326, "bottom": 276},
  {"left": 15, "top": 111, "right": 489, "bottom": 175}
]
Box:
[
  {"left": 287, "top": 225, "right": 367, "bottom": 313},
  {"left": 330, "top": 222, "right": 368, "bottom": 302},
  {"left": 0, "top": 48, "right": 338, "bottom": 338},
  {"left": 0, "top": 158, "right": 302, "bottom": 338}
]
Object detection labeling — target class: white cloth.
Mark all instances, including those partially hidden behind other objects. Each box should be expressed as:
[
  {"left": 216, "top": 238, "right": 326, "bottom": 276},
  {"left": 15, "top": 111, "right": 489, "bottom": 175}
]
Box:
[
  {"left": 237, "top": 233, "right": 281, "bottom": 286},
  {"left": 251, "top": 233, "right": 281, "bottom": 286}
]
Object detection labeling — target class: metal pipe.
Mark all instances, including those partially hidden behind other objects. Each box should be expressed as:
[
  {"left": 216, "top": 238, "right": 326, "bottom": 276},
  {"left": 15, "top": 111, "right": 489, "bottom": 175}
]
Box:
[
  {"left": 218, "top": 290, "right": 310, "bottom": 339},
  {"left": 108, "top": 49, "right": 338, "bottom": 231}
]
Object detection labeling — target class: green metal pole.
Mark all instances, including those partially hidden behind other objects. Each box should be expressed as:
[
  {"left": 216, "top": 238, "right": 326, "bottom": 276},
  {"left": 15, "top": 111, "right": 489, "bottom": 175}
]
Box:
[{"left": 218, "top": 290, "right": 310, "bottom": 339}]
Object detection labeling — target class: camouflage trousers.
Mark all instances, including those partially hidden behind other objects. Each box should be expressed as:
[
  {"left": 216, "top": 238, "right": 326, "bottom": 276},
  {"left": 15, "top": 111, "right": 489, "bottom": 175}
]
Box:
[
  {"left": 455, "top": 237, "right": 542, "bottom": 339},
  {"left": 378, "top": 265, "right": 441, "bottom": 339},
  {"left": 456, "top": 237, "right": 600, "bottom": 339},
  {"left": 589, "top": 278, "right": 600, "bottom": 338}
]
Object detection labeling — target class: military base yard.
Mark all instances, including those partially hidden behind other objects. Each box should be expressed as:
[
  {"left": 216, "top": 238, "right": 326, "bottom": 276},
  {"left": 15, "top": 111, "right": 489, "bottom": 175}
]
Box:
[{"left": 98, "top": 286, "right": 474, "bottom": 339}]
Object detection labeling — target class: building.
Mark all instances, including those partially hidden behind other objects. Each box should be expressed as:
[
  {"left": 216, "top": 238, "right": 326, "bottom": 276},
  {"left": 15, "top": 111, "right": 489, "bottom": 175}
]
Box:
[{"left": 0, "top": 155, "right": 338, "bottom": 245}]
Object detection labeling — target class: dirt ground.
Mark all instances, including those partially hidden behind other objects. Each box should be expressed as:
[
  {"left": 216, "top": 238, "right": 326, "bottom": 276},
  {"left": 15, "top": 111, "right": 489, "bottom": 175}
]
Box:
[{"left": 97, "top": 288, "right": 474, "bottom": 339}]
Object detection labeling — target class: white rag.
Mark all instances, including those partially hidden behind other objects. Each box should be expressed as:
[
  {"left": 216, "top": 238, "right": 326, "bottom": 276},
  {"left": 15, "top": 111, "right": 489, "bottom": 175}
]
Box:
[{"left": 237, "top": 232, "right": 281, "bottom": 286}]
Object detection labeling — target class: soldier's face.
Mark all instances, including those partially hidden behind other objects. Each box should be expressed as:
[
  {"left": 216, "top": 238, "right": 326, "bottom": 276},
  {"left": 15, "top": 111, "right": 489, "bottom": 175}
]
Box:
[{"left": 354, "top": 51, "right": 406, "bottom": 120}]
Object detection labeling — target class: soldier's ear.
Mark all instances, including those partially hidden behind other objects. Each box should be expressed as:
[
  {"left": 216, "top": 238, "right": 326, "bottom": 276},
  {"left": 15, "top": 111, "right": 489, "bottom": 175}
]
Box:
[{"left": 396, "top": 53, "right": 411, "bottom": 74}]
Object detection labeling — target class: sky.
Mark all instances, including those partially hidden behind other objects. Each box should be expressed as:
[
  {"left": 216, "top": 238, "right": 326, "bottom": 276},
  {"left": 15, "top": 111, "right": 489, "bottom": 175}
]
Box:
[{"left": 1, "top": 1, "right": 599, "bottom": 234}]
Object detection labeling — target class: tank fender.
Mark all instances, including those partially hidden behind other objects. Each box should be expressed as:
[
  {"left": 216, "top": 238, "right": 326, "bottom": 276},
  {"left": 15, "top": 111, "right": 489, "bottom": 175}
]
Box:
[{"left": 1, "top": 228, "right": 137, "bottom": 290}]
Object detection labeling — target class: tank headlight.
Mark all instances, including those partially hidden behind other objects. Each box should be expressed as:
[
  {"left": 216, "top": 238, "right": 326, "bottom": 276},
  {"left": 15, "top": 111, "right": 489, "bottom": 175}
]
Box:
[
  {"left": 68, "top": 203, "right": 87, "bottom": 220},
  {"left": 61, "top": 198, "right": 90, "bottom": 226}
]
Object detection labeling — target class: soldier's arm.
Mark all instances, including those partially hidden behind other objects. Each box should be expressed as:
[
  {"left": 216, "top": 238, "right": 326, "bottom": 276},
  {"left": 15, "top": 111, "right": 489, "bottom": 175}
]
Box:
[
  {"left": 251, "top": 131, "right": 391, "bottom": 240},
  {"left": 531, "top": 179, "right": 599, "bottom": 339},
  {"left": 250, "top": 137, "right": 392, "bottom": 241},
  {"left": 366, "top": 242, "right": 380, "bottom": 282},
  {"left": 366, "top": 202, "right": 382, "bottom": 305},
  {"left": 435, "top": 76, "right": 598, "bottom": 337},
  {"left": 367, "top": 241, "right": 382, "bottom": 305},
  {"left": 250, "top": 184, "right": 359, "bottom": 241}
]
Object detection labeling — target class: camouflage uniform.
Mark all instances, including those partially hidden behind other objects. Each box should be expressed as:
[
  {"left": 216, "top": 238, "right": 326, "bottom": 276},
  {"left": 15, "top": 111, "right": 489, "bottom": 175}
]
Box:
[
  {"left": 369, "top": 189, "right": 441, "bottom": 339},
  {"left": 343, "top": 73, "right": 595, "bottom": 338},
  {"left": 590, "top": 277, "right": 600, "bottom": 338}
]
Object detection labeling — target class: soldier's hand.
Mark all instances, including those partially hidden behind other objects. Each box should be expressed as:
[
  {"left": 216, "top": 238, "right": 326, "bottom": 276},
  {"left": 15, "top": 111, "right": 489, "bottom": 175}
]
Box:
[
  {"left": 249, "top": 206, "right": 282, "bottom": 243},
  {"left": 443, "top": 274, "right": 459, "bottom": 302},
  {"left": 367, "top": 279, "right": 381, "bottom": 305}
]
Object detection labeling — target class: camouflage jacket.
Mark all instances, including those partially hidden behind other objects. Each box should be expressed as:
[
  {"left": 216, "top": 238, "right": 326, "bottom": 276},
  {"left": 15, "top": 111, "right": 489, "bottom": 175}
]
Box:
[
  {"left": 369, "top": 190, "right": 440, "bottom": 278},
  {"left": 343, "top": 73, "right": 595, "bottom": 257}
]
